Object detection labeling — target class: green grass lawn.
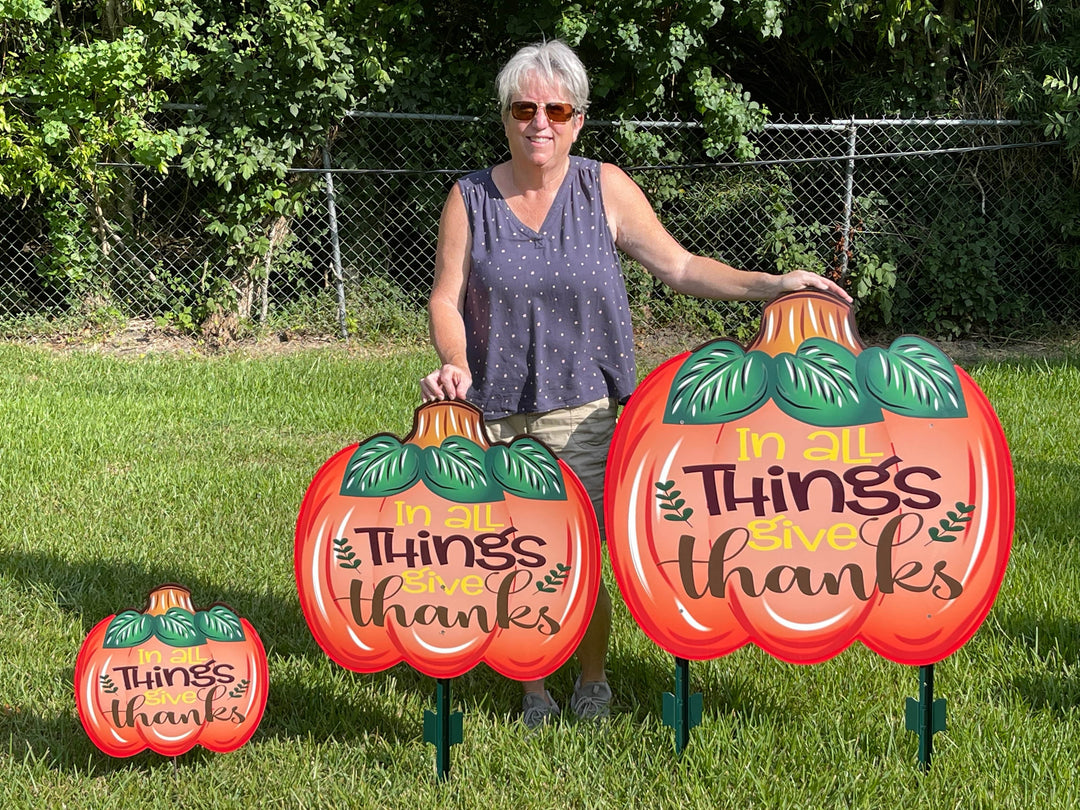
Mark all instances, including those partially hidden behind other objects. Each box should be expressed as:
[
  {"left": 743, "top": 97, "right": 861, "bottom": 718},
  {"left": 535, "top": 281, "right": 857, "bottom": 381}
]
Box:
[{"left": 1, "top": 342, "right": 1079, "bottom": 808}]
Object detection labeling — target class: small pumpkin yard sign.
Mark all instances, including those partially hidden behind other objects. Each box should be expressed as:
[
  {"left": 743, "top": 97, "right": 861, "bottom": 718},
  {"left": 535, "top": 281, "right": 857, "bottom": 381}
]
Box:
[
  {"left": 295, "top": 399, "right": 601, "bottom": 680},
  {"left": 605, "top": 290, "right": 1014, "bottom": 666},
  {"left": 75, "top": 584, "right": 269, "bottom": 757}
]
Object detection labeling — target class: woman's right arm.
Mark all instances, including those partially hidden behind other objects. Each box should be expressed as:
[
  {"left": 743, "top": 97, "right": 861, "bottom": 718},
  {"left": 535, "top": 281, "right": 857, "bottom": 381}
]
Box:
[{"left": 421, "top": 186, "right": 474, "bottom": 402}]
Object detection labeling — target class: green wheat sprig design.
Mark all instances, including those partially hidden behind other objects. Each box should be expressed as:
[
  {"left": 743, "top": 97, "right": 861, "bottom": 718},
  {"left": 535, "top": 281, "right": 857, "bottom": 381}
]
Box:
[
  {"left": 927, "top": 502, "right": 975, "bottom": 543},
  {"left": 333, "top": 536, "right": 363, "bottom": 569},
  {"left": 655, "top": 480, "right": 693, "bottom": 525},
  {"left": 536, "top": 564, "right": 571, "bottom": 593}
]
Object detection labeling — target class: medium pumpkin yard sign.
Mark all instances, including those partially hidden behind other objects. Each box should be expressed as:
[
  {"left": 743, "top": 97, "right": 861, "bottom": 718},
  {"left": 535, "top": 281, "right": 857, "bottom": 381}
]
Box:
[
  {"left": 605, "top": 290, "right": 1014, "bottom": 763},
  {"left": 295, "top": 399, "right": 601, "bottom": 777},
  {"left": 75, "top": 584, "right": 269, "bottom": 758}
]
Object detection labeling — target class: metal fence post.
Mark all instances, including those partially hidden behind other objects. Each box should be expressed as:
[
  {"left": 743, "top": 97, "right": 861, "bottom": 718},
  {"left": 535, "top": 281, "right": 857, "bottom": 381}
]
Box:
[
  {"left": 322, "top": 144, "right": 349, "bottom": 339},
  {"left": 838, "top": 119, "right": 857, "bottom": 280}
]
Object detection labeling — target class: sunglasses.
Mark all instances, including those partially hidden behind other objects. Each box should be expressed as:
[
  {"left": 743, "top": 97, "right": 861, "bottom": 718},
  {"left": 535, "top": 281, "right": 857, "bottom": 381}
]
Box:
[{"left": 508, "top": 101, "right": 579, "bottom": 123}]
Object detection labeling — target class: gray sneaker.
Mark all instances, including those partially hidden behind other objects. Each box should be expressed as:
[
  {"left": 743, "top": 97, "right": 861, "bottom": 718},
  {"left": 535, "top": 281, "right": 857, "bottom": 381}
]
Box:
[
  {"left": 570, "top": 677, "right": 611, "bottom": 722},
  {"left": 521, "top": 691, "right": 560, "bottom": 729}
]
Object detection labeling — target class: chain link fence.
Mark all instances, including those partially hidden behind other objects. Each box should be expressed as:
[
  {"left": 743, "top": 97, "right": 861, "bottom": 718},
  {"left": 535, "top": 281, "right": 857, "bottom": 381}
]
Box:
[{"left": 1, "top": 112, "right": 1075, "bottom": 343}]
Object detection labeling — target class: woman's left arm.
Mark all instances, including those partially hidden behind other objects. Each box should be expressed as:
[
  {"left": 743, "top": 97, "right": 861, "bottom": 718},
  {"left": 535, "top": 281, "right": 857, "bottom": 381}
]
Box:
[{"left": 601, "top": 163, "right": 851, "bottom": 302}]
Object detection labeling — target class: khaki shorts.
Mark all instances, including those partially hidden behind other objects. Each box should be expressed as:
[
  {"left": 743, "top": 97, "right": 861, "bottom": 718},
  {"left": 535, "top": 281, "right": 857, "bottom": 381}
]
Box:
[{"left": 485, "top": 397, "right": 617, "bottom": 536}]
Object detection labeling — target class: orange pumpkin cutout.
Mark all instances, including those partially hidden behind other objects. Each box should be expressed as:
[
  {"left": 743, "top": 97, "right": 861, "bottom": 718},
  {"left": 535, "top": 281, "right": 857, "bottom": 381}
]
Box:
[
  {"left": 295, "top": 400, "right": 601, "bottom": 680},
  {"left": 606, "top": 291, "right": 1014, "bottom": 666},
  {"left": 75, "top": 584, "right": 269, "bottom": 757}
]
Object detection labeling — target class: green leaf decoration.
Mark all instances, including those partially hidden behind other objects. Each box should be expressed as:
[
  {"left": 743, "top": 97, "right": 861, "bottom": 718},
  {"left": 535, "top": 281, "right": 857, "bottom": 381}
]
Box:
[
  {"left": 927, "top": 502, "right": 976, "bottom": 544},
  {"left": 194, "top": 605, "right": 246, "bottom": 643},
  {"left": 536, "top": 563, "right": 572, "bottom": 593},
  {"left": 332, "top": 536, "right": 363, "bottom": 569},
  {"left": 487, "top": 438, "right": 567, "bottom": 500},
  {"left": 103, "top": 610, "right": 155, "bottom": 648},
  {"left": 858, "top": 337, "right": 967, "bottom": 419},
  {"left": 772, "top": 338, "right": 883, "bottom": 427},
  {"left": 341, "top": 436, "right": 422, "bottom": 498},
  {"left": 154, "top": 608, "right": 206, "bottom": 648},
  {"left": 422, "top": 436, "right": 503, "bottom": 503},
  {"left": 664, "top": 341, "right": 772, "bottom": 424},
  {"left": 655, "top": 480, "right": 693, "bottom": 524}
]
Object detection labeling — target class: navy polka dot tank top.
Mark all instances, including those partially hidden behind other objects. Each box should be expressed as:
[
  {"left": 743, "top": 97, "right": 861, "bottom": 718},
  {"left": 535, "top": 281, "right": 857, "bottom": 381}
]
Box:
[{"left": 459, "top": 156, "right": 637, "bottom": 419}]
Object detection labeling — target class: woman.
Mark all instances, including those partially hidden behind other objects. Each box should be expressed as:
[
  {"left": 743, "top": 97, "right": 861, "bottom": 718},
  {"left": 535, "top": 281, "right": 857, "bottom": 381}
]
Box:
[{"left": 421, "top": 40, "right": 850, "bottom": 728}]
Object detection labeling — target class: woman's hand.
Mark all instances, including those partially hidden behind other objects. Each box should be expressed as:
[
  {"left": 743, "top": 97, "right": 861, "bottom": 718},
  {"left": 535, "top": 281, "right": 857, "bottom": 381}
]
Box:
[
  {"left": 420, "top": 363, "right": 473, "bottom": 402},
  {"left": 773, "top": 270, "right": 852, "bottom": 302}
]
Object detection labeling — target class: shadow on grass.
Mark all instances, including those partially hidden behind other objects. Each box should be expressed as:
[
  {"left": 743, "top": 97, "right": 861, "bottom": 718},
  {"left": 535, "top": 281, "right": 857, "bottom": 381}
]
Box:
[
  {"left": 603, "top": 640, "right": 787, "bottom": 728},
  {"left": 0, "top": 548, "right": 312, "bottom": 650},
  {"left": 991, "top": 609, "right": 1080, "bottom": 718},
  {"left": 0, "top": 705, "right": 222, "bottom": 776},
  {"left": 1, "top": 548, "right": 526, "bottom": 770}
]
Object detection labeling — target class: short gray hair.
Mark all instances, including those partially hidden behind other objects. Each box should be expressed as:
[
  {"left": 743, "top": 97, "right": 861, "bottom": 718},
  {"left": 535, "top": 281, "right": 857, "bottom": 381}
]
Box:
[{"left": 496, "top": 40, "right": 590, "bottom": 116}]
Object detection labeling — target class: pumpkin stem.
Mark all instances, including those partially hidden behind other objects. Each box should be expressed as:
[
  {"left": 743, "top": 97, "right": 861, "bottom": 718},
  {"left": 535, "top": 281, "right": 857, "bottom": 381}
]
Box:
[
  {"left": 406, "top": 400, "right": 490, "bottom": 449},
  {"left": 750, "top": 290, "right": 864, "bottom": 355},
  {"left": 145, "top": 585, "right": 195, "bottom": 616}
]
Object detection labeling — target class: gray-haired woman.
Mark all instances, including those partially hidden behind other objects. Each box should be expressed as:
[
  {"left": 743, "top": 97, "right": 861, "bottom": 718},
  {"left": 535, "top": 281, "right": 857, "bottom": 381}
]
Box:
[{"left": 421, "top": 39, "right": 850, "bottom": 728}]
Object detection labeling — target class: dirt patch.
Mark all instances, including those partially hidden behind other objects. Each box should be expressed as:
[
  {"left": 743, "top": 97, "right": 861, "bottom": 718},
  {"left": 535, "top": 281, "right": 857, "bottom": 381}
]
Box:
[
  {"left": 9, "top": 318, "right": 1078, "bottom": 368},
  {"left": 16, "top": 318, "right": 372, "bottom": 358},
  {"left": 632, "top": 325, "right": 1078, "bottom": 370}
]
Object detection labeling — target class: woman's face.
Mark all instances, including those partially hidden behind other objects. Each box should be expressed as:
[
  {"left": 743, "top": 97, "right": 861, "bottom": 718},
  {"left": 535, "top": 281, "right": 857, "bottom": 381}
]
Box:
[{"left": 503, "top": 74, "right": 583, "bottom": 171}]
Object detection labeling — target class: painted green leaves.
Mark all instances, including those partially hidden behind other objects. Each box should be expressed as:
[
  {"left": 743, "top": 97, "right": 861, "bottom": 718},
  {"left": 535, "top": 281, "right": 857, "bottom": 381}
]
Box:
[
  {"left": 771, "top": 338, "right": 878, "bottom": 427},
  {"left": 423, "top": 436, "right": 502, "bottom": 502},
  {"left": 487, "top": 437, "right": 566, "bottom": 500},
  {"left": 103, "top": 605, "right": 246, "bottom": 648},
  {"left": 341, "top": 434, "right": 567, "bottom": 503},
  {"left": 665, "top": 336, "right": 967, "bottom": 427},
  {"left": 666, "top": 341, "right": 771, "bottom": 423},
  {"left": 342, "top": 436, "right": 421, "bottom": 498},
  {"left": 859, "top": 337, "right": 966, "bottom": 418}
]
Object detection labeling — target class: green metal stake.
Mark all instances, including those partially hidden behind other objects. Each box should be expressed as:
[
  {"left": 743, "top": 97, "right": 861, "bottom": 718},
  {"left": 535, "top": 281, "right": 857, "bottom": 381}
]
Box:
[
  {"left": 905, "top": 663, "right": 947, "bottom": 771},
  {"left": 662, "top": 656, "right": 702, "bottom": 754},
  {"left": 423, "top": 678, "right": 463, "bottom": 781}
]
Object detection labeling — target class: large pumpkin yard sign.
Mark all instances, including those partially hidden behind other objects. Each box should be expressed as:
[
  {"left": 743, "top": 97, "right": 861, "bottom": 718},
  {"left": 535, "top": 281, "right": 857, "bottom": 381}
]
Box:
[
  {"left": 295, "top": 399, "right": 601, "bottom": 680},
  {"left": 606, "top": 291, "right": 1014, "bottom": 666}
]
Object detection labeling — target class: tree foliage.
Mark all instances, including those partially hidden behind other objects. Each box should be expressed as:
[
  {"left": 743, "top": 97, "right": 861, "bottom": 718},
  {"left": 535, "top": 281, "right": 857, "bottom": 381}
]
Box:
[{"left": 0, "top": 0, "right": 1076, "bottom": 327}]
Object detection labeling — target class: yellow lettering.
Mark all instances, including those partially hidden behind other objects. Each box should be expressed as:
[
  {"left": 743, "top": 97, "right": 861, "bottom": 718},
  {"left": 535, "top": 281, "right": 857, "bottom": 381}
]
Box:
[
  {"left": 804, "top": 430, "right": 840, "bottom": 462},
  {"left": 747, "top": 516, "right": 784, "bottom": 551},
  {"left": 169, "top": 647, "right": 208, "bottom": 665},
  {"left": 845, "top": 427, "right": 884, "bottom": 463},
  {"left": 789, "top": 520, "right": 827, "bottom": 552},
  {"left": 395, "top": 501, "right": 432, "bottom": 527},
  {"left": 444, "top": 504, "right": 507, "bottom": 530},
  {"left": 738, "top": 427, "right": 785, "bottom": 461},
  {"left": 747, "top": 516, "right": 859, "bottom": 553},
  {"left": 804, "top": 429, "right": 884, "bottom": 463},
  {"left": 827, "top": 523, "right": 858, "bottom": 550},
  {"left": 144, "top": 689, "right": 196, "bottom": 706},
  {"left": 436, "top": 574, "right": 459, "bottom": 595},
  {"left": 478, "top": 504, "right": 505, "bottom": 530},
  {"left": 444, "top": 506, "right": 471, "bottom": 529},
  {"left": 461, "top": 575, "right": 483, "bottom": 596},
  {"left": 400, "top": 567, "right": 431, "bottom": 594}
]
